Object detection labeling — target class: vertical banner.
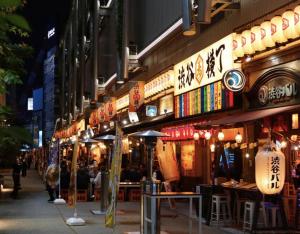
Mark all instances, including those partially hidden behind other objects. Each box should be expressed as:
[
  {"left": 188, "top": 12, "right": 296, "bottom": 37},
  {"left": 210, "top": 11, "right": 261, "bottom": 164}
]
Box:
[
  {"left": 105, "top": 97, "right": 116, "bottom": 121},
  {"left": 105, "top": 123, "right": 123, "bottom": 228},
  {"left": 129, "top": 81, "right": 144, "bottom": 112},
  {"left": 98, "top": 103, "right": 106, "bottom": 123},
  {"left": 48, "top": 141, "right": 59, "bottom": 165},
  {"left": 68, "top": 138, "right": 79, "bottom": 207}
]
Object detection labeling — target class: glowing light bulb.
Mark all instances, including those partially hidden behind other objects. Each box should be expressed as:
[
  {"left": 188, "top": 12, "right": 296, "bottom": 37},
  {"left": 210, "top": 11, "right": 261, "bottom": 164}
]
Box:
[
  {"left": 245, "top": 153, "right": 250, "bottom": 158},
  {"left": 210, "top": 144, "right": 215, "bottom": 152},
  {"left": 218, "top": 131, "right": 225, "bottom": 141},
  {"left": 193, "top": 132, "right": 200, "bottom": 141},
  {"left": 280, "top": 140, "right": 287, "bottom": 149},
  {"left": 235, "top": 132, "right": 243, "bottom": 144},
  {"left": 205, "top": 131, "right": 211, "bottom": 140}
]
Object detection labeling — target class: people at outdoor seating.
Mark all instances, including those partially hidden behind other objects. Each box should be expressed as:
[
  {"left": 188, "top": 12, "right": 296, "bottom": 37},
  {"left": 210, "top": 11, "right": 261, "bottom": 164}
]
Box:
[
  {"left": 59, "top": 161, "right": 70, "bottom": 190},
  {"left": 77, "top": 164, "right": 90, "bottom": 190}
]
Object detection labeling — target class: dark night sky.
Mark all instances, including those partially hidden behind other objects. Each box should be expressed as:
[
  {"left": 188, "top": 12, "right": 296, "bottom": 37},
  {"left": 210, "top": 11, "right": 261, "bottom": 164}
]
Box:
[{"left": 12, "top": 0, "right": 71, "bottom": 124}]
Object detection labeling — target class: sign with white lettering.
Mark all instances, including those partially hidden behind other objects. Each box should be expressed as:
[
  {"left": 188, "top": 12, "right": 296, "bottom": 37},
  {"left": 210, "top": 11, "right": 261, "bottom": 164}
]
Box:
[
  {"left": 174, "top": 34, "right": 238, "bottom": 96},
  {"left": 249, "top": 68, "right": 300, "bottom": 109}
]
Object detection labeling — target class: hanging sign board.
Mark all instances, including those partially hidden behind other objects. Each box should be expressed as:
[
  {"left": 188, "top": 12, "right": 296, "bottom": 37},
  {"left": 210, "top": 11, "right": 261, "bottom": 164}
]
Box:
[
  {"left": 116, "top": 94, "right": 129, "bottom": 111},
  {"left": 174, "top": 34, "right": 238, "bottom": 96},
  {"left": 129, "top": 81, "right": 144, "bottom": 112},
  {"left": 105, "top": 97, "right": 116, "bottom": 121}
]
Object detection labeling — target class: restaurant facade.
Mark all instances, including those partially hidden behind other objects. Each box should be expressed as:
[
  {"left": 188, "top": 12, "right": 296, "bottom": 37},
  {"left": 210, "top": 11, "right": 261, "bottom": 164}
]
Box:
[{"left": 52, "top": 0, "right": 300, "bottom": 230}]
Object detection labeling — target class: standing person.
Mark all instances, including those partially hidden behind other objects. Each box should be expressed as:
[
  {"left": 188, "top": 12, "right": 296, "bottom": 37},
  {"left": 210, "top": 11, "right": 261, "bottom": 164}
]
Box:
[
  {"left": 45, "top": 164, "right": 59, "bottom": 202},
  {"left": 11, "top": 158, "right": 22, "bottom": 199},
  {"left": 292, "top": 163, "right": 300, "bottom": 189},
  {"left": 21, "top": 158, "right": 27, "bottom": 177},
  {"left": 27, "top": 153, "right": 32, "bottom": 169}
]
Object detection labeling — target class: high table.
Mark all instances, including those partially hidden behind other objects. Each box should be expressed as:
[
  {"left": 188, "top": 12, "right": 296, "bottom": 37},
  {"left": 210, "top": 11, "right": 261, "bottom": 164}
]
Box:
[
  {"left": 119, "top": 182, "right": 140, "bottom": 201},
  {"left": 143, "top": 192, "right": 202, "bottom": 234},
  {"left": 221, "top": 182, "right": 288, "bottom": 231}
]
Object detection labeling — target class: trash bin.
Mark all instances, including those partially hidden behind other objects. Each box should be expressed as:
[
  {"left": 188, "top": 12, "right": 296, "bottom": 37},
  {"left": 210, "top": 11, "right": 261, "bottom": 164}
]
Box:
[{"left": 141, "top": 180, "right": 161, "bottom": 234}]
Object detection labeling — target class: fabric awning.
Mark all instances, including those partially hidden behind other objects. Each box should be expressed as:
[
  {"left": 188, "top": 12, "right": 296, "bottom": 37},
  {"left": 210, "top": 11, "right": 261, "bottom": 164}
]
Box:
[{"left": 196, "top": 104, "right": 300, "bottom": 128}]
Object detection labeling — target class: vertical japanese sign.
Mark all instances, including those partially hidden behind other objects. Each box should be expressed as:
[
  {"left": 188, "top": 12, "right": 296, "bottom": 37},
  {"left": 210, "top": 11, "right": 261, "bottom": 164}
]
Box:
[
  {"left": 68, "top": 138, "right": 79, "bottom": 207},
  {"left": 129, "top": 81, "right": 145, "bottom": 112},
  {"left": 98, "top": 103, "right": 106, "bottom": 123},
  {"left": 174, "top": 34, "right": 238, "bottom": 96},
  {"left": 105, "top": 97, "right": 116, "bottom": 121},
  {"left": 105, "top": 123, "right": 123, "bottom": 228}
]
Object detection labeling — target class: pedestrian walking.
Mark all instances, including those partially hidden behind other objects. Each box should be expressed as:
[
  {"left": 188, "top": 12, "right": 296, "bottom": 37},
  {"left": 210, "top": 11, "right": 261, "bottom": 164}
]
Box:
[{"left": 11, "top": 158, "right": 22, "bottom": 199}]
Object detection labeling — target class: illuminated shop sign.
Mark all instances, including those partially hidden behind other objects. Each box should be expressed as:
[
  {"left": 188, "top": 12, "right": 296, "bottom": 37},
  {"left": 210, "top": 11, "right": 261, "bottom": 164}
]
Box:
[
  {"left": 174, "top": 34, "right": 238, "bottom": 96},
  {"left": 144, "top": 70, "right": 174, "bottom": 98},
  {"left": 161, "top": 126, "right": 211, "bottom": 141},
  {"left": 146, "top": 105, "right": 157, "bottom": 117},
  {"left": 116, "top": 94, "right": 129, "bottom": 111},
  {"left": 129, "top": 81, "right": 144, "bottom": 112},
  {"left": 105, "top": 97, "right": 116, "bottom": 121},
  {"left": 258, "top": 82, "right": 297, "bottom": 106},
  {"left": 248, "top": 68, "right": 300, "bottom": 109},
  {"left": 159, "top": 94, "right": 173, "bottom": 115},
  {"left": 174, "top": 80, "right": 235, "bottom": 118}
]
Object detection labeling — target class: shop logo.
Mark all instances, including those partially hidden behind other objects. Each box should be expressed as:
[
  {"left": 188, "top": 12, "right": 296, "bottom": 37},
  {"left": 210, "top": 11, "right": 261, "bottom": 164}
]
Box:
[
  {"left": 282, "top": 18, "right": 289, "bottom": 30},
  {"left": 258, "top": 85, "right": 269, "bottom": 105},
  {"left": 195, "top": 54, "right": 204, "bottom": 85},
  {"left": 222, "top": 69, "right": 246, "bottom": 92}
]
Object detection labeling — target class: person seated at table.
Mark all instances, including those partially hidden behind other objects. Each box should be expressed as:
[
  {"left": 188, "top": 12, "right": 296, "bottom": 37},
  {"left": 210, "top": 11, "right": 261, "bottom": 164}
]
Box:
[
  {"left": 152, "top": 164, "right": 164, "bottom": 182},
  {"left": 77, "top": 164, "right": 90, "bottom": 190},
  {"left": 120, "top": 165, "right": 131, "bottom": 182},
  {"left": 60, "top": 161, "right": 70, "bottom": 190},
  {"left": 129, "top": 166, "right": 140, "bottom": 182},
  {"left": 138, "top": 163, "right": 147, "bottom": 180},
  {"left": 292, "top": 163, "right": 300, "bottom": 189}
]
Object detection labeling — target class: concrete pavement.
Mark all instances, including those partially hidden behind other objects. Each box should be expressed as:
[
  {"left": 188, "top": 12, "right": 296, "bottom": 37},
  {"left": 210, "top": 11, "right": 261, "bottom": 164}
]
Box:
[{"left": 0, "top": 169, "right": 228, "bottom": 234}]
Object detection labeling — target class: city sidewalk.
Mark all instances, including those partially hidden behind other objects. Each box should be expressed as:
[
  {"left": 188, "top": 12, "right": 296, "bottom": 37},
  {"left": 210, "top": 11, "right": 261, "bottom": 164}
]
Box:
[{"left": 0, "top": 169, "right": 228, "bottom": 234}]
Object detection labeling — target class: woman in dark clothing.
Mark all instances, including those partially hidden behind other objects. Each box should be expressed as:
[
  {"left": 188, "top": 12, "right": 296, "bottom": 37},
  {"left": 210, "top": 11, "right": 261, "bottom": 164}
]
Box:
[
  {"left": 77, "top": 165, "right": 90, "bottom": 190},
  {"left": 60, "top": 164, "right": 70, "bottom": 189},
  {"left": 22, "top": 158, "right": 27, "bottom": 177},
  {"left": 11, "top": 158, "right": 22, "bottom": 198}
]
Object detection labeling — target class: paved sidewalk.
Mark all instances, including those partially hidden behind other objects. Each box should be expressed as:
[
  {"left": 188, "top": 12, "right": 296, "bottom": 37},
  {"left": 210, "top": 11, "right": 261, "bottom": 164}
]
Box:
[{"left": 0, "top": 169, "right": 227, "bottom": 234}]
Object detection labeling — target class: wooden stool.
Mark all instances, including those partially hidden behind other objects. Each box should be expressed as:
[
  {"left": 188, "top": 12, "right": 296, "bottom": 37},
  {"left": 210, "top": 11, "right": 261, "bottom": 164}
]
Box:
[
  {"left": 129, "top": 189, "right": 141, "bottom": 201},
  {"left": 77, "top": 190, "right": 88, "bottom": 202},
  {"left": 118, "top": 189, "right": 125, "bottom": 201}
]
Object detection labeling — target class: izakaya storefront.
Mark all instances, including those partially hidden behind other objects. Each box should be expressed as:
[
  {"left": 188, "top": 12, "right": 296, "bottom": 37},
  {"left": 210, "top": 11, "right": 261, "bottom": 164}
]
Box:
[{"left": 157, "top": 34, "right": 244, "bottom": 189}]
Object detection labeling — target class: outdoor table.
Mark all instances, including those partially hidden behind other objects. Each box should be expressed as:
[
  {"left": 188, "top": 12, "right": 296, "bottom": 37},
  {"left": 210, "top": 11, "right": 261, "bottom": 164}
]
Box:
[
  {"left": 221, "top": 182, "right": 288, "bottom": 231},
  {"left": 119, "top": 182, "right": 140, "bottom": 201},
  {"left": 143, "top": 191, "right": 202, "bottom": 234}
]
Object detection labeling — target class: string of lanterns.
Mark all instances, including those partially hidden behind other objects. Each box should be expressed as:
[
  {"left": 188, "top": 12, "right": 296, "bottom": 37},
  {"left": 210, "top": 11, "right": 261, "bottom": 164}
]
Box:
[{"left": 233, "top": 6, "right": 300, "bottom": 59}]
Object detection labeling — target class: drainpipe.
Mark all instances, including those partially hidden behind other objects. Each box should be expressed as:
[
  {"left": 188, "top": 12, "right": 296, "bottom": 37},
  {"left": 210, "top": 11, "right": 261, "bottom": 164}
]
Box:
[
  {"left": 121, "top": 0, "right": 129, "bottom": 82},
  {"left": 78, "top": 0, "right": 86, "bottom": 114},
  {"left": 67, "top": 23, "right": 73, "bottom": 124},
  {"left": 91, "top": 0, "right": 99, "bottom": 100},
  {"left": 72, "top": 0, "right": 78, "bottom": 119},
  {"left": 61, "top": 39, "right": 66, "bottom": 128}
]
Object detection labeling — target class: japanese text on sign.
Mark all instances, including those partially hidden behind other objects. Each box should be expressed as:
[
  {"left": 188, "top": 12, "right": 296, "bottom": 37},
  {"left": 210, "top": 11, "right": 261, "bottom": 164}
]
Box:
[
  {"left": 270, "top": 156, "right": 280, "bottom": 189},
  {"left": 174, "top": 34, "right": 238, "bottom": 96}
]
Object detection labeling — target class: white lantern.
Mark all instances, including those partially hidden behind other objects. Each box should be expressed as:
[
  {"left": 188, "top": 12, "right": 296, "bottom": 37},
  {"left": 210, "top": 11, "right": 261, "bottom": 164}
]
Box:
[
  {"left": 205, "top": 131, "right": 211, "bottom": 140},
  {"left": 270, "top": 16, "right": 287, "bottom": 43},
  {"left": 260, "top": 21, "right": 275, "bottom": 48},
  {"left": 282, "top": 10, "right": 299, "bottom": 39},
  {"left": 294, "top": 5, "right": 300, "bottom": 34},
  {"left": 241, "top": 30, "right": 255, "bottom": 55},
  {"left": 193, "top": 132, "right": 200, "bottom": 141},
  {"left": 232, "top": 33, "right": 244, "bottom": 58},
  {"left": 218, "top": 131, "right": 225, "bottom": 141},
  {"left": 235, "top": 132, "right": 243, "bottom": 144},
  {"left": 255, "top": 142, "right": 285, "bottom": 195},
  {"left": 210, "top": 144, "right": 215, "bottom": 152},
  {"left": 250, "top": 26, "right": 266, "bottom": 52}
]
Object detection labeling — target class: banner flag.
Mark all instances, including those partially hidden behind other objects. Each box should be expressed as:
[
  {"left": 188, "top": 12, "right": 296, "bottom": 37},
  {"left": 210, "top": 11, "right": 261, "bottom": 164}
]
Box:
[
  {"left": 105, "top": 123, "right": 123, "bottom": 228},
  {"left": 68, "top": 138, "right": 79, "bottom": 207}
]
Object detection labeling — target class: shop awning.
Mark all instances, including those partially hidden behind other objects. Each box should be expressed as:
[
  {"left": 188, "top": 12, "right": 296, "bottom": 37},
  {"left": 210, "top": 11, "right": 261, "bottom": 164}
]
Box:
[{"left": 196, "top": 104, "right": 300, "bottom": 128}]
